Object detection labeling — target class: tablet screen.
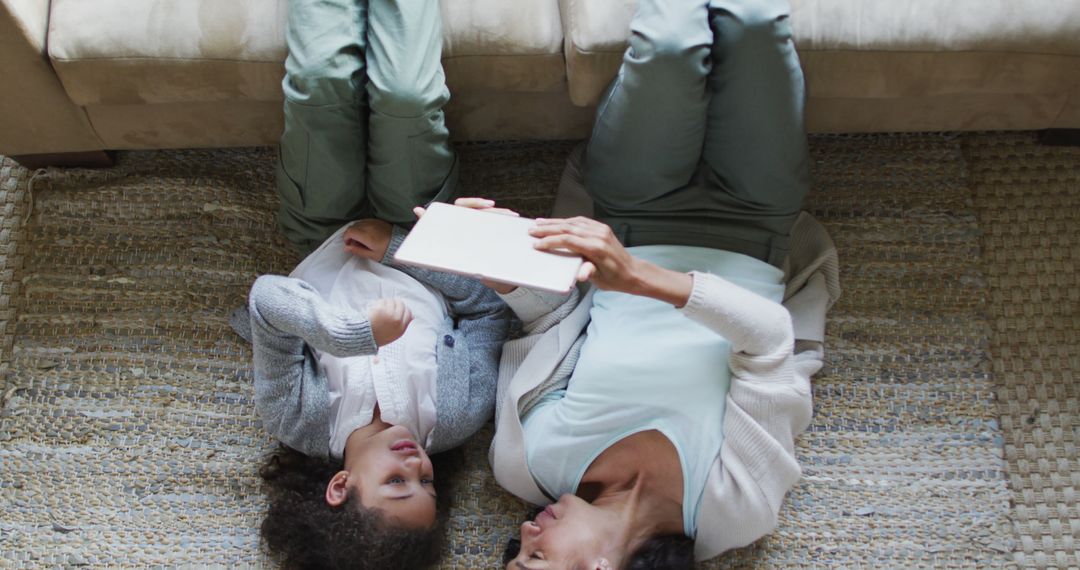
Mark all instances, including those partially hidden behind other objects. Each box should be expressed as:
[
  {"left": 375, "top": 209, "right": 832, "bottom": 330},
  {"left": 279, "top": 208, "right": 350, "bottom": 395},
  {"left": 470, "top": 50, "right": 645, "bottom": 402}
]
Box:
[{"left": 393, "top": 203, "right": 583, "bottom": 294}]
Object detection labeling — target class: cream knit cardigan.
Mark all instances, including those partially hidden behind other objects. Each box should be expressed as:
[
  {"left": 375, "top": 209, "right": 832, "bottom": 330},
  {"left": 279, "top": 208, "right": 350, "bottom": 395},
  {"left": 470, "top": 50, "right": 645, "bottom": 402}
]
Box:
[{"left": 488, "top": 154, "right": 841, "bottom": 562}]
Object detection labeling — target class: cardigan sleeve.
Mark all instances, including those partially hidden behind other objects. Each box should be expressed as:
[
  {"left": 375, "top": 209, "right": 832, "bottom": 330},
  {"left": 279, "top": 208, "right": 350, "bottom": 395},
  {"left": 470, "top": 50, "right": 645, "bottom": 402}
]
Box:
[
  {"left": 682, "top": 272, "right": 819, "bottom": 560},
  {"left": 245, "top": 275, "right": 376, "bottom": 460},
  {"left": 497, "top": 285, "right": 581, "bottom": 334},
  {"left": 678, "top": 271, "right": 793, "bottom": 359}
]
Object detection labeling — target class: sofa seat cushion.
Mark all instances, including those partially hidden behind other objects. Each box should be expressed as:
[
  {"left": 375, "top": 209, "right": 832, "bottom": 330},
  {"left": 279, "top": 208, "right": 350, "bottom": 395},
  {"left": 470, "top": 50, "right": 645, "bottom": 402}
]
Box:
[
  {"left": 561, "top": 0, "right": 1080, "bottom": 106},
  {"left": 48, "top": 0, "right": 565, "bottom": 106}
]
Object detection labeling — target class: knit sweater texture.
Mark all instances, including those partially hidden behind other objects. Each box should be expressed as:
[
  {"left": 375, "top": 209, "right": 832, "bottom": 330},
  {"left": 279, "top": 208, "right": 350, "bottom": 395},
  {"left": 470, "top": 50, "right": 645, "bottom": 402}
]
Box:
[{"left": 232, "top": 225, "right": 512, "bottom": 458}]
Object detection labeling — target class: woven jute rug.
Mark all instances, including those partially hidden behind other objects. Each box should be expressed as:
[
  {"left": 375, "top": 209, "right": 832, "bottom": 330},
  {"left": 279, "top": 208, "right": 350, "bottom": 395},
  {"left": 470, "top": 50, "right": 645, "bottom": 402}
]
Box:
[
  {"left": 965, "top": 132, "right": 1080, "bottom": 569},
  {"left": 0, "top": 135, "right": 1012, "bottom": 568}
]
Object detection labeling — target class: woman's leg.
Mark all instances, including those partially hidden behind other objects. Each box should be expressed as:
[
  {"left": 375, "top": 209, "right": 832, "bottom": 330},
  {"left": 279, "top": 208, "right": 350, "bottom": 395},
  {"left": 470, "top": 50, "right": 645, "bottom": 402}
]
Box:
[
  {"left": 583, "top": 0, "right": 713, "bottom": 209},
  {"left": 276, "top": 0, "right": 370, "bottom": 253},
  {"left": 581, "top": 0, "right": 808, "bottom": 266},
  {"left": 698, "top": 0, "right": 810, "bottom": 264},
  {"left": 364, "top": 0, "right": 458, "bottom": 225}
]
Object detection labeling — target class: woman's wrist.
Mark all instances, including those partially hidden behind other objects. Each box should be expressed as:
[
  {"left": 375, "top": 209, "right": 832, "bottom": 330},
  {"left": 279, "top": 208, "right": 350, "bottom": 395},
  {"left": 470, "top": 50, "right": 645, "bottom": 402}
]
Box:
[{"left": 629, "top": 260, "right": 693, "bottom": 307}]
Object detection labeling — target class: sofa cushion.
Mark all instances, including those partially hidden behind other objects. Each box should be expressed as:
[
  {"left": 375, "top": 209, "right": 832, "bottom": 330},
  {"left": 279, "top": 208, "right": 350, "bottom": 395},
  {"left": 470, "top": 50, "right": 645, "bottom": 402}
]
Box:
[
  {"left": 561, "top": 0, "right": 1080, "bottom": 106},
  {"left": 48, "top": 0, "right": 565, "bottom": 106}
]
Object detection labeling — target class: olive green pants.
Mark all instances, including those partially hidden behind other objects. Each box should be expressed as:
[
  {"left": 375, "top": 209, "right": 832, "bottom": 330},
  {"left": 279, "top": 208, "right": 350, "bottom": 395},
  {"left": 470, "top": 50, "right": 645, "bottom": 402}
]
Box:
[
  {"left": 585, "top": 0, "right": 810, "bottom": 267},
  {"left": 275, "top": 0, "right": 457, "bottom": 253}
]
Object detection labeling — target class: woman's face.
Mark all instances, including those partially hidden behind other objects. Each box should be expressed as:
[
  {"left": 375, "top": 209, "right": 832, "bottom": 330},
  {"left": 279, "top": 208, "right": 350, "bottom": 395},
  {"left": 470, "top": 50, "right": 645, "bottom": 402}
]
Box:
[
  {"left": 328, "top": 424, "right": 437, "bottom": 529},
  {"left": 506, "top": 494, "right": 620, "bottom": 570}
]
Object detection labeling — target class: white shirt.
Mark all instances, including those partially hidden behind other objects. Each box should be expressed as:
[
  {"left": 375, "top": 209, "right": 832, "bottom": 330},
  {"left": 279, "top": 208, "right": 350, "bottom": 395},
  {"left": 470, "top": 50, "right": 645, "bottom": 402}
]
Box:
[{"left": 290, "top": 224, "right": 448, "bottom": 459}]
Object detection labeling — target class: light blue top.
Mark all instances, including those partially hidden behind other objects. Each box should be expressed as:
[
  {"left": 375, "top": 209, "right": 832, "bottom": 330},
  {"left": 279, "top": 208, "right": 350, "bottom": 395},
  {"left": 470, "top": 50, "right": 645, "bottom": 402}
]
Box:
[{"left": 521, "top": 245, "right": 784, "bottom": 536}]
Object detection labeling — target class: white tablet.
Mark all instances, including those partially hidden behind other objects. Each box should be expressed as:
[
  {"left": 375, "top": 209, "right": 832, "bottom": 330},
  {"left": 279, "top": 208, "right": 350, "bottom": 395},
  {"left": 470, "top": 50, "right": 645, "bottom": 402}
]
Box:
[{"left": 393, "top": 202, "right": 583, "bottom": 294}]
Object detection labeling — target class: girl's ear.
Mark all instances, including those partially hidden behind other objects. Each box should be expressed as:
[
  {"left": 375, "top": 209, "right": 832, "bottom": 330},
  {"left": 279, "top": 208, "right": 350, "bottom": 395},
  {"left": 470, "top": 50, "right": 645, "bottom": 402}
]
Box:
[{"left": 325, "top": 470, "right": 350, "bottom": 507}]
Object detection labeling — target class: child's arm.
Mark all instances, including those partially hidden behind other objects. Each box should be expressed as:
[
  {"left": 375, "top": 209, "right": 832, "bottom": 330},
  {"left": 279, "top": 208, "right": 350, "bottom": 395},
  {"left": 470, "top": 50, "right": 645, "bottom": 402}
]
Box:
[{"left": 243, "top": 275, "right": 382, "bottom": 459}]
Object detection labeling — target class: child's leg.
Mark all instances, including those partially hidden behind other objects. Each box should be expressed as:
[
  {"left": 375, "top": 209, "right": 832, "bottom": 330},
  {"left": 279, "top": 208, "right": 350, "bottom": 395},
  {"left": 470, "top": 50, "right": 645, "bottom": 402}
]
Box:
[
  {"left": 364, "top": 0, "right": 457, "bottom": 225},
  {"left": 276, "top": 0, "right": 369, "bottom": 253},
  {"left": 698, "top": 0, "right": 810, "bottom": 264},
  {"left": 583, "top": 0, "right": 713, "bottom": 209}
]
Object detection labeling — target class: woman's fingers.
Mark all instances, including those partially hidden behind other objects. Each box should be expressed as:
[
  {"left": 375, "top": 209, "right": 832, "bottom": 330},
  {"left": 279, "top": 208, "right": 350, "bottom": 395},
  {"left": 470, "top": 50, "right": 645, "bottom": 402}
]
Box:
[
  {"left": 535, "top": 216, "right": 602, "bottom": 229},
  {"left": 529, "top": 221, "right": 604, "bottom": 240},
  {"left": 577, "top": 262, "right": 596, "bottom": 282},
  {"left": 417, "top": 199, "right": 520, "bottom": 218},
  {"left": 455, "top": 197, "right": 520, "bottom": 217},
  {"left": 534, "top": 234, "right": 604, "bottom": 257},
  {"left": 454, "top": 197, "right": 496, "bottom": 208}
]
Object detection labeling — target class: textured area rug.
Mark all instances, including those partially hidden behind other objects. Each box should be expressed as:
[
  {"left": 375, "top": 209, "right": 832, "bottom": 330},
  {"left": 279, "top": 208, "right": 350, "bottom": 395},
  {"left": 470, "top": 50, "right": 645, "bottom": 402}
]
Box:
[
  {"left": 710, "top": 134, "right": 1012, "bottom": 568},
  {"left": 966, "top": 133, "right": 1080, "bottom": 569},
  {"left": 0, "top": 135, "right": 1012, "bottom": 568}
]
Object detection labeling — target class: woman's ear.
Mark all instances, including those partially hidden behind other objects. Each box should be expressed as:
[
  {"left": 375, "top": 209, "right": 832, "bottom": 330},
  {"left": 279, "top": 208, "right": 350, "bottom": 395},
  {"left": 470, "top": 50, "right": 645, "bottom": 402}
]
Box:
[{"left": 325, "top": 470, "right": 350, "bottom": 507}]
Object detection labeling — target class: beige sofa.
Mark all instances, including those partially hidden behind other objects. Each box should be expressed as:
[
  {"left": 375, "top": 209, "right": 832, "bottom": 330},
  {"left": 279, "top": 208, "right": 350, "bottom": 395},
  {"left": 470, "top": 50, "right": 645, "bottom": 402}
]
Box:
[{"left": 2, "top": 0, "right": 1080, "bottom": 163}]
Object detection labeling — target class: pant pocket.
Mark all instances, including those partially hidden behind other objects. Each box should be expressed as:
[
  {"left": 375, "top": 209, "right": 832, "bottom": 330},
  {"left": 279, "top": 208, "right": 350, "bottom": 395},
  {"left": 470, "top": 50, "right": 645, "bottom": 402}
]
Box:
[{"left": 276, "top": 129, "right": 309, "bottom": 210}]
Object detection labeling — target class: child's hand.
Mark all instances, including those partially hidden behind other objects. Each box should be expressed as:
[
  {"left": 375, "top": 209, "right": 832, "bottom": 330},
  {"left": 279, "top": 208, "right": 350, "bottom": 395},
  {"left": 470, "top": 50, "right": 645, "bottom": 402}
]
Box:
[
  {"left": 344, "top": 219, "right": 392, "bottom": 260},
  {"left": 368, "top": 298, "right": 413, "bottom": 347}
]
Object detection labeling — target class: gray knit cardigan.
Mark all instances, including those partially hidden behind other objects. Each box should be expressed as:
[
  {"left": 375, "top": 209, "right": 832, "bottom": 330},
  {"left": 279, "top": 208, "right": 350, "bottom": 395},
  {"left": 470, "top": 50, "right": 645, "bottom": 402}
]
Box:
[{"left": 232, "top": 226, "right": 512, "bottom": 458}]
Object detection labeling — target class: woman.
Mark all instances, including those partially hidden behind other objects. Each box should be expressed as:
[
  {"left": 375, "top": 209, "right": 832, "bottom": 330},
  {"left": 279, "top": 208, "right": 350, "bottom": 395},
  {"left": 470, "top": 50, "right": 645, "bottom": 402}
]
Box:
[
  {"left": 491, "top": 0, "right": 840, "bottom": 567},
  {"left": 232, "top": 1, "right": 511, "bottom": 568}
]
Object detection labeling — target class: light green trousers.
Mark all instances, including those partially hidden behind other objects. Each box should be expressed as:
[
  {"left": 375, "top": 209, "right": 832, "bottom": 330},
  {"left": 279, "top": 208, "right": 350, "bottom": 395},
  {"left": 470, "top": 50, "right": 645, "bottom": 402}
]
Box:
[
  {"left": 275, "top": 0, "right": 457, "bottom": 253},
  {"left": 585, "top": 0, "right": 810, "bottom": 267}
]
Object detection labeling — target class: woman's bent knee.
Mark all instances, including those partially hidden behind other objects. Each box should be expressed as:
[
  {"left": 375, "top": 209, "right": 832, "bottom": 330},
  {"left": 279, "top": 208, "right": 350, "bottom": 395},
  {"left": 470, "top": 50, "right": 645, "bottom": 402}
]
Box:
[
  {"left": 367, "top": 83, "right": 447, "bottom": 120},
  {"left": 283, "top": 54, "right": 364, "bottom": 107},
  {"left": 631, "top": 34, "right": 711, "bottom": 79}
]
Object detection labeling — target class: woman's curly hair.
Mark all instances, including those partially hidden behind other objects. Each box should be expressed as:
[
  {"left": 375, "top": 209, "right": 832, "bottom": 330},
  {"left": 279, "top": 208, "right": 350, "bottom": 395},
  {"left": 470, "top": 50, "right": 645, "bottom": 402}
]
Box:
[{"left": 259, "top": 445, "right": 460, "bottom": 570}]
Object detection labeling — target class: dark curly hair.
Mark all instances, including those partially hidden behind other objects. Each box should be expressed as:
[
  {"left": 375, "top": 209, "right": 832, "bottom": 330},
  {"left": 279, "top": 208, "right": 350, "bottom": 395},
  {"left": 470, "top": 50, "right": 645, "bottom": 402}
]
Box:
[
  {"left": 259, "top": 445, "right": 460, "bottom": 570},
  {"left": 502, "top": 508, "right": 695, "bottom": 570},
  {"left": 622, "top": 535, "right": 695, "bottom": 570}
]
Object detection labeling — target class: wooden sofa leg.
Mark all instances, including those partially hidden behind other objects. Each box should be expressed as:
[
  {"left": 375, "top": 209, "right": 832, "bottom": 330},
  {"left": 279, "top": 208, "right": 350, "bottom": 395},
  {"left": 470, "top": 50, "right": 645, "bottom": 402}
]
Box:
[
  {"left": 1037, "top": 129, "right": 1080, "bottom": 147},
  {"left": 10, "top": 150, "right": 116, "bottom": 169}
]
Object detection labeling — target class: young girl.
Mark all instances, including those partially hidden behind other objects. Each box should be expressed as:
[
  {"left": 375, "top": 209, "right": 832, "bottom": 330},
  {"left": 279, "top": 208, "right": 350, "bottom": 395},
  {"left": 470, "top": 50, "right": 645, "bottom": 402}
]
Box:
[
  {"left": 232, "top": 207, "right": 511, "bottom": 569},
  {"left": 230, "top": 0, "right": 512, "bottom": 567}
]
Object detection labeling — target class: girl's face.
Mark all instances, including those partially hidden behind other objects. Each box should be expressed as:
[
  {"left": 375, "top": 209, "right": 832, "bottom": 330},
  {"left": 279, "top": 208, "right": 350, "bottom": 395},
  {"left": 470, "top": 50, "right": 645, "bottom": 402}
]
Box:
[{"left": 327, "top": 424, "right": 437, "bottom": 528}]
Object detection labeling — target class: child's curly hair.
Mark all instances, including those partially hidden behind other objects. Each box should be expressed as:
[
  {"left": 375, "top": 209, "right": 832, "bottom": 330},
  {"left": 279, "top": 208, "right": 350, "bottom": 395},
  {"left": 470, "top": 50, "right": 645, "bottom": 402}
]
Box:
[{"left": 259, "top": 445, "right": 460, "bottom": 570}]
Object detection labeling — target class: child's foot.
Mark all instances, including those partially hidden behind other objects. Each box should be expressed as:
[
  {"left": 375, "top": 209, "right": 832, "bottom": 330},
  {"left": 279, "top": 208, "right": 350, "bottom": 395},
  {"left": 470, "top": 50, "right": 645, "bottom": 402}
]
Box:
[
  {"left": 229, "top": 306, "right": 253, "bottom": 342},
  {"left": 367, "top": 298, "right": 413, "bottom": 347}
]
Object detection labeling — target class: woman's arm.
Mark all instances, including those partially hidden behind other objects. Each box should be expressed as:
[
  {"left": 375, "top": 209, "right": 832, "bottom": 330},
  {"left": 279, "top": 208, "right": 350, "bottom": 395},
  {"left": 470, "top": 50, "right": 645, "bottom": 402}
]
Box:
[
  {"left": 696, "top": 337, "right": 818, "bottom": 557},
  {"left": 697, "top": 368, "right": 812, "bottom": 555},
  {"left": 531, "top": 216, "right": 795, "bottom": 356},
  {"left": 529, "top": 216, "right": 693, "bottom": 306}
]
